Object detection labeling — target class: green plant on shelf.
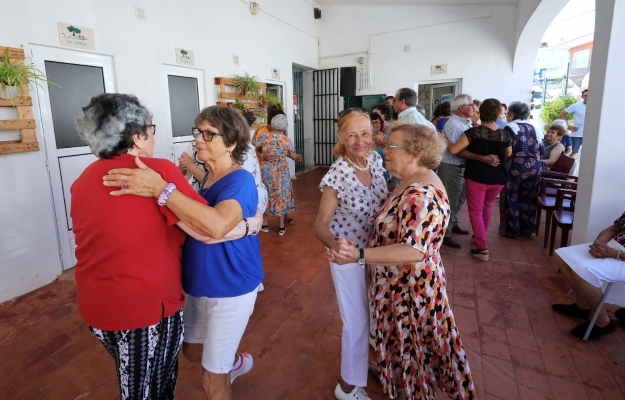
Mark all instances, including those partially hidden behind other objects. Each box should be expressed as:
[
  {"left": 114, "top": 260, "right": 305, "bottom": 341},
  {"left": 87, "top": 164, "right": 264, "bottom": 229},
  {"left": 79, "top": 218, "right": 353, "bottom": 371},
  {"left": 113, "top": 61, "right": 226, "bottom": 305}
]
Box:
[
  {"left": 266, "top": 92, "right": 283, "bottom": 110},
  {"left": 232, "top": 99, "right": 245, "bottom": 110},
  {"left": 232, "top": 72, "right": 261, "bottom": 100},
  {"left": 0, "top": 49, "right": 61, "bottom": 103}
]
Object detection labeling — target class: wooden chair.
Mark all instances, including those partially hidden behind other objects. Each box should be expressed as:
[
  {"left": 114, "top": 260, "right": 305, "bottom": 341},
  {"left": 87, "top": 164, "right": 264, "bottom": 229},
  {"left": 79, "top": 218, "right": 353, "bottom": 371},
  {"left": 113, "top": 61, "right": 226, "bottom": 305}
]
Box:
[
  {"left": 539, "top": 171, "right": 578, "bottom": 197},
  {"left": 536, "top": 179, "right": 577, "bottom": 248},
  {"left": 551, "top": 153, "right": 576, "bottom": 174},
  {"left": 549, "top": 188, "right": 577, "bottom": 256}
]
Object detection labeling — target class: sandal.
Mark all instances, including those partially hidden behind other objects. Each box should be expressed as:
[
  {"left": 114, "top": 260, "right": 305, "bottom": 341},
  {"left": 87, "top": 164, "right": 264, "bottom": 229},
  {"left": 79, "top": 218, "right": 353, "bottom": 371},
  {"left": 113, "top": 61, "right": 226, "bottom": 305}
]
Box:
[
  {"left": 261, "top": 225, "right": 269, "bottom": 233},
  {"left": 278, "top": 227, "right": 287, "bottom": 236},
  {"left": 471, "top": 249, "right": 489, "bottom": 262},
  {"left": 284, "top": 217, "right": 294, "bottom": 225}
]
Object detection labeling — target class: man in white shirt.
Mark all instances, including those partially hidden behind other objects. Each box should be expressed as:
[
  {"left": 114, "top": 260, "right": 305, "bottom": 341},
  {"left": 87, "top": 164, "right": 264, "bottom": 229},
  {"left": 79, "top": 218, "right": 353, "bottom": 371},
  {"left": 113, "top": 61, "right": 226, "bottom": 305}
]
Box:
[
  {"left": 394, "top": 88, "right": 436, "bottom": 130},
  {"left": 558, "top": 89, "right": 587, "bottom": 156}
]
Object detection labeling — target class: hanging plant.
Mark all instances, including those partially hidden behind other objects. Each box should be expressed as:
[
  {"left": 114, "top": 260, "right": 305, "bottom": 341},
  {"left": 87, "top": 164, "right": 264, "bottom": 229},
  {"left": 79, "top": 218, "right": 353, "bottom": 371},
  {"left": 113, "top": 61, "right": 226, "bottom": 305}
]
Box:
[
  {"left": 266, "top": 92, "right": 283, "bottom": 110},
  {"left": 232, "top": 72, "right": 261, "bottom": 100},
  {"left": 0, "top": 50, "right": 61, "bottom": 102}
]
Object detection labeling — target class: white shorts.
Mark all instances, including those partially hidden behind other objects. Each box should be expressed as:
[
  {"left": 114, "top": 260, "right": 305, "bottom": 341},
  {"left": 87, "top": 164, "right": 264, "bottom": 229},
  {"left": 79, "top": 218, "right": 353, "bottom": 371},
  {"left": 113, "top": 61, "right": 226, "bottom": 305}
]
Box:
[
  {"left": 556, "top": 240, "right": 625, "bottom": 288},
  {"left": 183, "top": 287, "right": 259, "bottom": 374}
]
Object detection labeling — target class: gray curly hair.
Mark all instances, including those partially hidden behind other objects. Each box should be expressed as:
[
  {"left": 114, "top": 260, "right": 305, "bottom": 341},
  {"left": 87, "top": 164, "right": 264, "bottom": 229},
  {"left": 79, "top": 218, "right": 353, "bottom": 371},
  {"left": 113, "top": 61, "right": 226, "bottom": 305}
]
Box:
[{"left": 76, "top": 93, "right": 153, "bottom": 159}]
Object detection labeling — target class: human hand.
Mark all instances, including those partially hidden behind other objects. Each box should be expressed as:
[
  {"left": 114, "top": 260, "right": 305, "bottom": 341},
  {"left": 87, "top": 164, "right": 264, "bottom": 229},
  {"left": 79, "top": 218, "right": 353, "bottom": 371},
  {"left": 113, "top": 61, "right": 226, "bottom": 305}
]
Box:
[
  {"left": 569, "top": 126, "right": 578, "bottom": 132},
  {"left": 103, "top": 156, "right": 167, "bottom": 197},
  {"left": 178, "top": 152, "right": 195, "bottom": 170},
  {"left": 291, "top": 153, "right": 302, "bottom": 162},
  {"left": 480, "top": 154, "right": 501, "bottom": 167},
  {"left": 588, "top": 241, "right": 618, "bottom": 259}
]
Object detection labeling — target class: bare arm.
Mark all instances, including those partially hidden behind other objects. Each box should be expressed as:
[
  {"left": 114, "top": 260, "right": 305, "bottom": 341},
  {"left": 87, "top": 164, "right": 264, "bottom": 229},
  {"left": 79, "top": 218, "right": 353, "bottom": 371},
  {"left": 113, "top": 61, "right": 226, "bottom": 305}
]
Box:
[
  {"left": 328, "top": 242, "right": 425, "bottom": 266},
  {"left": 314, "top": 187, "right": 344, "bottom": 252},
  {"left": 558, "top": 110, "right": 569, "bottom": 120},
  {"left": 564, "top": 145, "right": 573, "bottom": 156},
  {"left": 447, "top": 134, "right": 469, "bottom": 154},
  {"left": 177, "top": 212, "right": 262, "bottom": 244},
  {"left": 506, "top": 145, "right": 512, "bottom": 157},
  {"left": 544, "top": 143, "right": 565, "bottom": 166},
  {"left": 103, "top": 157, "right": 243, "bottom": 239},
  {"left": 457, "top": 149, "right": 500, "bottom": 167}
]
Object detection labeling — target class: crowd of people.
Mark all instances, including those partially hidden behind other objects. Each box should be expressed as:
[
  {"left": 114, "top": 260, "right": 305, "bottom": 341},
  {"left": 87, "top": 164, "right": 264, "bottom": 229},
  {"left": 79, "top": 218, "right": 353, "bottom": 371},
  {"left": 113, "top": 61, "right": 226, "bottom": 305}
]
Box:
[{"left": 67, "top": 85, "right": 617, "bottom": 400}]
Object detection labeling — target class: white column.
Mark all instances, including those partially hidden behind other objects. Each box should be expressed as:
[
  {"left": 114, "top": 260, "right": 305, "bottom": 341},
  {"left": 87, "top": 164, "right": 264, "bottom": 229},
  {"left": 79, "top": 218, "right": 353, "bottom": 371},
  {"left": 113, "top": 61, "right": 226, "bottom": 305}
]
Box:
[
  {"left": 572, "top": 0, "right": 625, "bottom": 245},
  {"left": 571, "top": 0, "right": 625, "bottom": 305}
]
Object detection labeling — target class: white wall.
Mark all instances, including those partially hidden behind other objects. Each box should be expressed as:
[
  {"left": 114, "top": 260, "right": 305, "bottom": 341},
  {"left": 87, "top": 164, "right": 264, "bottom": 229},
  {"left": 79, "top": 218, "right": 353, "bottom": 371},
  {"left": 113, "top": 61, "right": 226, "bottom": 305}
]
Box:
[
  {"left": 0, "top": 0, "right": 318, "bottom": 303},
  {"left": 317, "top": 4, "right": 529, "bottom": 105}
]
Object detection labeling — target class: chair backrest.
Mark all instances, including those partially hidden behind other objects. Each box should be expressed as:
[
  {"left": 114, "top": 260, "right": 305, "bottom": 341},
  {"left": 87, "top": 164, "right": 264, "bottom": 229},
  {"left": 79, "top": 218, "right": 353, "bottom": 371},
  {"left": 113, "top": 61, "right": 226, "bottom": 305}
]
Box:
[
  {"left": 540, "top": 177, "right": 577, "bottom": 197},
  {"left": 555, "top": 188, "right": 577, "bottom": 211},
  {"left": 552, "top": 154, "right": 576, "bottom": 174}
]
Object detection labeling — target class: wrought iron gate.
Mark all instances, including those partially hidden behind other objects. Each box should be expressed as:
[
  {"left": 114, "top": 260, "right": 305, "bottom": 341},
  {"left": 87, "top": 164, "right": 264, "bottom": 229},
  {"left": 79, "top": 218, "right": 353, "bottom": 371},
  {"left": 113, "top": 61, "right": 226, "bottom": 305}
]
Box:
[
  {"left": 313, "top": 68, "right": 339, "bottom": 166},
  {"left": 292, "top": 66, "right": 305, "bottom": 173}
]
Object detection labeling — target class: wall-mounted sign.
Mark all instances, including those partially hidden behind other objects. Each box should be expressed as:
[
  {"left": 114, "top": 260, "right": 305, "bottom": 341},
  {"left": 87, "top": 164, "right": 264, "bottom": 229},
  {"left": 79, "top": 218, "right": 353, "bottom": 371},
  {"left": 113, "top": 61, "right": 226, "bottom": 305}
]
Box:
[
  {"left": 431, "top": 64, "right": 448, "bottom": 75},
  {"left": 57, "top": 22, "right": 95, "bottom": 51},
  {"left": 441, "top": 93, "right": 454, "bottom": 102},
  {"left": 271, "top": 68, "right": 280, "bottom": 80},
  {"left": 175, "top": 47, "right": 195, "bottom": 67}
]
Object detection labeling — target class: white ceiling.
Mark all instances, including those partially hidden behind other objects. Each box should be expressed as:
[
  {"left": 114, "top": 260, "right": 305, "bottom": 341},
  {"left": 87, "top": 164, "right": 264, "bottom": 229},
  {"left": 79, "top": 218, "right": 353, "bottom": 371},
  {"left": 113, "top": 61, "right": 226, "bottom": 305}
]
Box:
[{"left": 313, "top": 0, "right": 520, "bottom": 5}]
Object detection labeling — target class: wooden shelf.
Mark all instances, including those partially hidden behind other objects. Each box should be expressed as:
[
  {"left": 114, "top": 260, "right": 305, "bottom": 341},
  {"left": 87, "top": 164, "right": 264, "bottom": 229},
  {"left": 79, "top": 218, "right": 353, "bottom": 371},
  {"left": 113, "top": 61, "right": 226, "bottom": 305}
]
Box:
[
  {"left": 214, "top": 76, "right": 268, "bottom": 129},
  {"left": 0, "top": 46, "right": 40, "bottom": 155}
]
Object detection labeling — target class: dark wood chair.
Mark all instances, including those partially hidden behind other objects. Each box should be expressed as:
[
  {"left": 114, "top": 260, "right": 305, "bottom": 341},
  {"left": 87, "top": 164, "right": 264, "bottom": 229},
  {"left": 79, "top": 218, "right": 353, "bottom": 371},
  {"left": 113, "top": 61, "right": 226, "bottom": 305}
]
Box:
[
  {"left": 536, "top": 179, "right": 577, "bottom": 248},
  {"left": 550, "top": 153, "right": 576, "bottom": 174},
  {"left": 549, "top": 188, "right": 577, "bottom": 256},
  {"left": 539, "top": 171, "right": 578, "bottom": 197}
]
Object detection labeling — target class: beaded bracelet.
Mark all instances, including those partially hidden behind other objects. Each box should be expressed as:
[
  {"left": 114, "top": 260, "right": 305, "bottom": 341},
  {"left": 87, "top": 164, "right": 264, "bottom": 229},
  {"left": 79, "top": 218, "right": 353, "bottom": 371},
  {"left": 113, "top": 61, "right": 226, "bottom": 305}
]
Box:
[
  {"left": 157, "top": 183, "right": 176, "bottom": 206},
  {"left": 243, "top": 219, "right": 249, "bottom": 237}
]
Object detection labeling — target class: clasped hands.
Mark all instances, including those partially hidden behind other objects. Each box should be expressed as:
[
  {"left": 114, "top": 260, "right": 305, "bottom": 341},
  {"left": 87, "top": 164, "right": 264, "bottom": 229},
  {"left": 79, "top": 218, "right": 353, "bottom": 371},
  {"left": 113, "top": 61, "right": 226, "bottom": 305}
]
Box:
[
  {"left": 325, "top": 238, "right": 359, "bottom": 265},
  {"left": 588, "top": 240, "right": 619, "bottom": 259}
]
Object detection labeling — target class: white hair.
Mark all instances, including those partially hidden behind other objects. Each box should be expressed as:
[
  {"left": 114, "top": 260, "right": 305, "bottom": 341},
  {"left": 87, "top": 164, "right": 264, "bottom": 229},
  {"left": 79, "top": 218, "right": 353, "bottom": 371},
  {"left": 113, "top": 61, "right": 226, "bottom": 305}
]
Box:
[
  {"left": 450, "top": 94, "right": 472, "bottom": 112},
  {"left": 551, "top": 119, "right": 570, "bottom": 133}
]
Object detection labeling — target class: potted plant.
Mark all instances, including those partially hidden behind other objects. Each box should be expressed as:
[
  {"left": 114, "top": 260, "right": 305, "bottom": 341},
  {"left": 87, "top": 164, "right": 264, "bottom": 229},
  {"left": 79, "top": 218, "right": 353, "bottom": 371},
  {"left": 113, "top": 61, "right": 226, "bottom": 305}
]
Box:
[
  {"left": 259, "top": 93, "right": 270, "bottom": 108},
  {"left": 232, "top": 72, "right": 261, "bottom": 100},
  {"left": 232, "top": 99, "right": 245, "bottom": 111},
  {"left": 241, "top": 108, "right": 257, "bottom": 126},
  {"left": 0, "top": 50, "right": 60, "bottom": 101},
  {"left": 266, "top": 92, "right": 283, "bottom": 110}
]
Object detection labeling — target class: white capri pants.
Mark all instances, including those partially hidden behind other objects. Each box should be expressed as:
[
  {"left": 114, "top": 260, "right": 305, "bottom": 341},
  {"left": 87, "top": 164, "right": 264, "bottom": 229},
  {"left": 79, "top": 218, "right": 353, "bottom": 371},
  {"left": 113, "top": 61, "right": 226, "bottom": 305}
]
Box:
[
  {"left": 556, "top": 240, "right": 625, "bottom": 288},
  {"left": 330, "top": 261, "right": 369, "bottom": 387},
  {"left": 183, "top": 286, "right": 259, "bottom": 373}
]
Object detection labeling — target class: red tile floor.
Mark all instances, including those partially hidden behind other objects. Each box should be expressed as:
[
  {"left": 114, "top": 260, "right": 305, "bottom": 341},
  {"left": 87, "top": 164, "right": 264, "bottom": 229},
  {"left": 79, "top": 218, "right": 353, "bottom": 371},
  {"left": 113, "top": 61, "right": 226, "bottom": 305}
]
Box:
[{"left": 2, "top": 167, "right": 625, "bottom": 399}]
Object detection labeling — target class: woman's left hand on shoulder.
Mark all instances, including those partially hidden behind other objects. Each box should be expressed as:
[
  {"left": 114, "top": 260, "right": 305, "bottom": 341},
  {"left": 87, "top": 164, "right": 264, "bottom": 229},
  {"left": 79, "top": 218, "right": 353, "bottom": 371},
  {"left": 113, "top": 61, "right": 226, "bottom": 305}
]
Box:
[{"left": 103, "top": 156, "right": 167, "bottom": 197}]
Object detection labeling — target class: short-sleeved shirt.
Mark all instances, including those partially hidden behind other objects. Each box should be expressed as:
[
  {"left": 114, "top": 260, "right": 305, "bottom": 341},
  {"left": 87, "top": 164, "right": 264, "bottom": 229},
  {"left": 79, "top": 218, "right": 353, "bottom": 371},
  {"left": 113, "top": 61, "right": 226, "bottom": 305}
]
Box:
[
  {"left": 613, "top": 212, "right": 625, "bottom": 247},
  {"left": 564, "top": 101, "right": 586, "bottom": 138},
  {"left": 560, "top": 133, "right": 573, "bottom": 150},
  {"left": 319, "top": 152, "right": 388, "bottom": 248},
  {"left": 398, "top": 107, "right": 437, "bottom": 130},
  {"left": 441, "top": 114, "right": 473, "bottom": 166},
  {"left": 71, "top": 153, "right": 207, "bottom": 331},
  {"left": 464, "top": 126, "right": 511, "bottom": 185},
  {"left": 436, "top": 117, "right": 450, "bottom": 132},
  {"left": 182, "top": 169, "right": 263, "bottom": 298}
]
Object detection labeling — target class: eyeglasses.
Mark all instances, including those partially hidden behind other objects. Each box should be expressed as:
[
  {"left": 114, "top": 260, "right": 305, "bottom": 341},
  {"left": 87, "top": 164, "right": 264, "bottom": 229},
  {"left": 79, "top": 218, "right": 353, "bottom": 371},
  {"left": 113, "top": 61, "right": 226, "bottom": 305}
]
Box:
[
  {"left": 337, "top": 107, "right": 368, "bottom": 121},
  {"left": 192, "top": 128, "right": 223, "bottom": 142},
  {"left": 146, "top": 124, "right": 156, "bottom": 135},
  {"left": 384, "top": 144, "right": 406, "bottom": 151}
]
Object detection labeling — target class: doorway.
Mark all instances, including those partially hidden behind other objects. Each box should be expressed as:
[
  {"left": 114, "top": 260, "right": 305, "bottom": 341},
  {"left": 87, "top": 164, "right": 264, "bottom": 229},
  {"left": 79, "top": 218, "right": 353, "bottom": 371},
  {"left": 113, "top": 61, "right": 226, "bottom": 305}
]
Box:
[
  {"left": 416, "top": 80, "right": 461, "bottom": 120},
  {"left": 32, "top": 46, "right": 116, "bottom": 271}
]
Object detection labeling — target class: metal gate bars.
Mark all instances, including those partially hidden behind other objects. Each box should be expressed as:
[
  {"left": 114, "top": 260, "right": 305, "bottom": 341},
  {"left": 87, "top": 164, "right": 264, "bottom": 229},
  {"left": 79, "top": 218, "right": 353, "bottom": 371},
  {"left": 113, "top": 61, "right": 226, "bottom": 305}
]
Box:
[{"left": 313, "top": 68, "right": 339, "bottom": 166}]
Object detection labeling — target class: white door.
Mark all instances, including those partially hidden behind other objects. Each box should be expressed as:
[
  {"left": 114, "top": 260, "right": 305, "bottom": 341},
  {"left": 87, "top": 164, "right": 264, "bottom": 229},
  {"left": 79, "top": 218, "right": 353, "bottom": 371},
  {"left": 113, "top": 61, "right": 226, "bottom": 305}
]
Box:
[
  {"left": 430, "top": 82, "right": 459, "bottom": 120},
  {"left": 162, "top": 65, "right": 205, "bottom": 163},
  {"left": 32, "top": 46, "right": 116, "bottom": 270}
]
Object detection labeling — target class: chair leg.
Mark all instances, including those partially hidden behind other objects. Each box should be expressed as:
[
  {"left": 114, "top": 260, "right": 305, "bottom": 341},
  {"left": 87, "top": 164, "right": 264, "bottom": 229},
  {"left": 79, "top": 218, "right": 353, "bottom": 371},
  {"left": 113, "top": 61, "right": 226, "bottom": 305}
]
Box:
[
  {"left": 536, "top": 204, "right": 542, "bottom": 236},
  {"left": 561, "top": 225, "right": 571, "bottom": 249},
  {"left": 549, "top": 217, "right": 558, "bottom": 256},
  {"left": 543, "top": 209, "right": 553, "bottom": 249},
  {"left": 583, "top": 282, "right": 614, "bottom": 341}
]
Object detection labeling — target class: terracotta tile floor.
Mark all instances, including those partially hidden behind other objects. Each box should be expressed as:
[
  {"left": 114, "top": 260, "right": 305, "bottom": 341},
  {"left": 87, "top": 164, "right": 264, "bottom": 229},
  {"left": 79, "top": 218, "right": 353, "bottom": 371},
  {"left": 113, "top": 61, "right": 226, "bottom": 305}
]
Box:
[{"left": 2, "top": 167, "right": 625, "bottom": 399}]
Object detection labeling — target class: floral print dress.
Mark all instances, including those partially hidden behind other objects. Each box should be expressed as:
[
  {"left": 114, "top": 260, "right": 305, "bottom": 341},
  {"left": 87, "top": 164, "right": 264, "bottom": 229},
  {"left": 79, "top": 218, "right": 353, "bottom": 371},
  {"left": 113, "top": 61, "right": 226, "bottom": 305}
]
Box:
[
  {"left": 368, "top": 183, "right": 476, "bottom": 400},
  {"left": 255, "top": 131, "right": 295, "bottom": 216}
]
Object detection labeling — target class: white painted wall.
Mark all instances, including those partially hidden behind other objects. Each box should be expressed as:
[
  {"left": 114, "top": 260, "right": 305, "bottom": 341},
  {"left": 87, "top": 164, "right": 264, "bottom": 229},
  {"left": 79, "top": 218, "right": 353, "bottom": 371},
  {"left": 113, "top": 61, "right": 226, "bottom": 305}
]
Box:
[
  {"left": 317, "top": 4, "right": 529, "bottom": 105},
  {"left": 0, "top": 0, "right": 318, "bottom": 303}
]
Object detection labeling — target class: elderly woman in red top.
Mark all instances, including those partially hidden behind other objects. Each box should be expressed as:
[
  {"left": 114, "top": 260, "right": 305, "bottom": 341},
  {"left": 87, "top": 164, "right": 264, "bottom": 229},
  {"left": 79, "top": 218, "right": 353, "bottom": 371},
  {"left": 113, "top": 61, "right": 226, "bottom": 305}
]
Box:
[{"left": 71, "top": 93, "right": 256, "bottom": 400}]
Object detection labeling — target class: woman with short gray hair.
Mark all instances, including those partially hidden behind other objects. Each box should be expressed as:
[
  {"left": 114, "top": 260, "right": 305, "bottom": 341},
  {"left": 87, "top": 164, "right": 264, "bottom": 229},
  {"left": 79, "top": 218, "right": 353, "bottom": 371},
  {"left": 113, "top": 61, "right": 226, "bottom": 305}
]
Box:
[{"left": 500, "top": 101, "right": 544, "bottom": 238}]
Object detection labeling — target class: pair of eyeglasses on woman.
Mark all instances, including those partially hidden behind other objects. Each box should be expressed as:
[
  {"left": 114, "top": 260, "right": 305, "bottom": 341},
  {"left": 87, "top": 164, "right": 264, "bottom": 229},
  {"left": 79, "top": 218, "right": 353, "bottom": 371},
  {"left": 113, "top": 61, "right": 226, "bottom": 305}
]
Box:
[
  {"left": 337, "top": 107, "right": 368, "bottom": 121},
  {"left": 145, "top": 124, "right": 156, "bottom": 135},
  {"left": 191, "top": 128, "right": 223, "bottom": 142},
  {"left": 384, "top": 144, "right": 406, "bottom": 151}
]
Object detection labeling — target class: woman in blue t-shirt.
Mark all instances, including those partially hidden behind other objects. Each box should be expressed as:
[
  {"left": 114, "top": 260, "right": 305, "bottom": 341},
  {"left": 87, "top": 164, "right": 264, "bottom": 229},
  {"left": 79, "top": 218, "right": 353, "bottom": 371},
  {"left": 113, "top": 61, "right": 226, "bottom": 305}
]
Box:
[{"left": 103, "top": 106, "right": 262, "bottom": 399}]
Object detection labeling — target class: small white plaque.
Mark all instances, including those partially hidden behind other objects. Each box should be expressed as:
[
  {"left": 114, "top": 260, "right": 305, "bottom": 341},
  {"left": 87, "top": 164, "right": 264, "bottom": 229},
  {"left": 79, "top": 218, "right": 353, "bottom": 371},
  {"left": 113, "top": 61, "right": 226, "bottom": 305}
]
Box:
[
  {"left": 271, "top": 68, "right": 280, "bottom": 80},
  {"left": 57, "top": 22, "right": 95, "bottom": 51},
  {"left": 175, "top": 48, "right": 195, "bottom": 67},
  {"left": 430, "top": 64, "right": 448, "bottom": 75}
]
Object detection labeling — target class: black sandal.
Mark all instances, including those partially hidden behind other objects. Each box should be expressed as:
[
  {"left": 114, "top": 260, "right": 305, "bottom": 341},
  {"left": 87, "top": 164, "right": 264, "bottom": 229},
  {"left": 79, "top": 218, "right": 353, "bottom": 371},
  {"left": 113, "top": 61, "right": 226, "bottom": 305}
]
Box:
[{"left": 284, "top": 217, "right": 294, "bottom": 225}]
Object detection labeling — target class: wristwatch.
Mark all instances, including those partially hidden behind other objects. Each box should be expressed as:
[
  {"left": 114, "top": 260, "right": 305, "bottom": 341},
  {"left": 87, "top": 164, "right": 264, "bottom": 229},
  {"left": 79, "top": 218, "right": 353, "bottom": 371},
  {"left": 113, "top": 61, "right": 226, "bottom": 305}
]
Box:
[{"left": 357, "top": 248, "right": 366, "bottom": 266}]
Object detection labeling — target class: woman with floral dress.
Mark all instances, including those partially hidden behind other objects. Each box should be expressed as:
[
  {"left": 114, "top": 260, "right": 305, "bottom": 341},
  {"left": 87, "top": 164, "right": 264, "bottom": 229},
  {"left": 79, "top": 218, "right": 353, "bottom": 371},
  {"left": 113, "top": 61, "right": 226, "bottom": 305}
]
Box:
[
  {"left": 329, "top": 122, "right": 476, "bottom": 400},
  {"left": 255, "top": 114, "right": 301, "bottom": 235},
  {"left": 315, "top": 110, "right": 387, "bottom": 400}
]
